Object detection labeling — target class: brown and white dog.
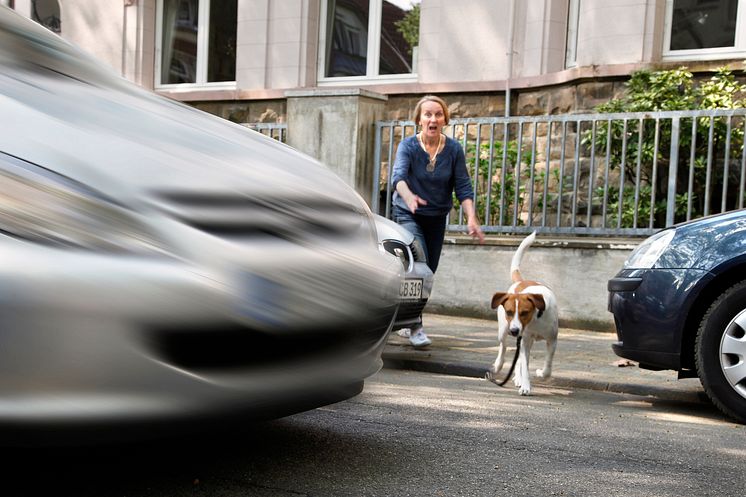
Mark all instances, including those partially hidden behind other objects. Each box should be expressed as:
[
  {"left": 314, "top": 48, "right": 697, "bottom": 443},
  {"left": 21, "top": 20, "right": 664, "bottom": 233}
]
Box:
[{"left": 489, "top": 231, "right": 558, "bottom": 395}]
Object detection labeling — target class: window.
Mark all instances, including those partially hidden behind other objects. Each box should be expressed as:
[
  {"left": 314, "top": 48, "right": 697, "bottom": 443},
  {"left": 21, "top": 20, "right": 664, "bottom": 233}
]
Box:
[
  {"left": 565, "top": 0, "right": 580, "bottom": 68},
  {"left": 7, "top": 0, "right": 60, "bottom": 33},
  {"left": 664, "top": 0, "right": 745, "bottom": 59},
  {"left": 320, "top": 0, "right": 421, "bottom": 83},
  {"left": 156, "top": 0, "right": 237, "bottom": 87},
  {"left": 31, "top": 0, "right": 60, "bottom": 33}
]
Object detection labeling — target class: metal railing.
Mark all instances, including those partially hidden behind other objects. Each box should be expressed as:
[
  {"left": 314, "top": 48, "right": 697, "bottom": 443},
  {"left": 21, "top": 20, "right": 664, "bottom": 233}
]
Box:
[
  {"left": 241, "top": 122, "right": 287, "bottom": 142},
  {"left": 373, "top": 109, "right": 746, "bottom": 236}
]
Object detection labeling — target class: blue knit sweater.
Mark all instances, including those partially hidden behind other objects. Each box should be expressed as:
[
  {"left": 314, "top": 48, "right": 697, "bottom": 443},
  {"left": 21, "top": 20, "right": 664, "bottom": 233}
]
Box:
[{"left": 391, "top": 135, "right": 475, "bottom": 216}]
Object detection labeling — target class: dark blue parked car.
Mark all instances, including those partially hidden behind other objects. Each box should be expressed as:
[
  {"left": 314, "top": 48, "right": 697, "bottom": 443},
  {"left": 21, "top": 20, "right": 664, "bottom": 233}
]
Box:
[{"left": 608, "top": 209, "right": 746, "bottom": 423}]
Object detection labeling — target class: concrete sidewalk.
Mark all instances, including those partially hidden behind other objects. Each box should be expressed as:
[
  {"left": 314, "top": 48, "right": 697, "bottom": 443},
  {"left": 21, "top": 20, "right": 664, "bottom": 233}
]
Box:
[{"left": 382, "top": 313, "right": 708, "bottom": 404}]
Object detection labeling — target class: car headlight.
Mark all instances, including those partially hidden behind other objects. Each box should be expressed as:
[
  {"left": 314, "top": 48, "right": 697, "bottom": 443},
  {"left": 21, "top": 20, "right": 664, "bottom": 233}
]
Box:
[
  {"left": 380, "top": 238, "right": 413, "bottom": 272},
  {"left": 624, "top": 229, "right": 676, "bottom": 269},
  {"left": 0, "top": 152, "right": 165, "bottom": 253}
]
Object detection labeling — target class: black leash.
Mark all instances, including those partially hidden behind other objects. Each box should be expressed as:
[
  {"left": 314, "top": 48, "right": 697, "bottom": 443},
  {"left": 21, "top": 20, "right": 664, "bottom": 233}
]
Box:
[{"left": 485, "top": 336, "right": 522, "bottom": 387}]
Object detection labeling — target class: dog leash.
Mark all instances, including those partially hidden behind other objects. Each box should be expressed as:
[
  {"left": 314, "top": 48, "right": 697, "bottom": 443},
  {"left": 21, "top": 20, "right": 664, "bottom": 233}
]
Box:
[{"left": 485, "top": 336, "right": 522, "bottom": 387}]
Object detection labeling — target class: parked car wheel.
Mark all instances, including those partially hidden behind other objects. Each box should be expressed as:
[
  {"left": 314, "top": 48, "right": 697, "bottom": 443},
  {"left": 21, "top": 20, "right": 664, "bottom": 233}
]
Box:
[{"left": 696, "top": 281, "right": 746, "bottom": 424}]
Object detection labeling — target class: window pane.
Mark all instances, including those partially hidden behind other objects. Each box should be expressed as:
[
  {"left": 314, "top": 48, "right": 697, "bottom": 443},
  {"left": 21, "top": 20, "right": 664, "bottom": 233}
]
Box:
[
  {"left": 565, "top": 0, "right": 580, "bottom": 68},
  {"left": 207, "top": 0, "right": 237, "bottom": 82},
  {"left": 325, "top": 0, "right": 369, "bottom": 77},
  {"left": 379, "top": 0, "right": 420, "bottom": 75},
  {"left": 32, "top": 0, "right": 61, "bottom": 33},
  {"left": 670, "top": 0, "right": 737, "bottom": 50},
  {"left": 161, "top": 0, "right": 198, "bottom": 84}
]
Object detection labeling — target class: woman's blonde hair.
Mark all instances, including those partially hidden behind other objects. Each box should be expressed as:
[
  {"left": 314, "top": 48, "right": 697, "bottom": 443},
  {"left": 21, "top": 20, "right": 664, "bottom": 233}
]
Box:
[{"left": 413, "top": 95, "right": 450, "bottom": 126}]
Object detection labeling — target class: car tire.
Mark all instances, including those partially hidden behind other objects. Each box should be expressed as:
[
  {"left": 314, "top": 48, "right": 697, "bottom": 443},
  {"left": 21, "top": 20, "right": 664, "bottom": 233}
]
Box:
[{"left": 695, "top": 281, "right": 746, "bottom": 424}]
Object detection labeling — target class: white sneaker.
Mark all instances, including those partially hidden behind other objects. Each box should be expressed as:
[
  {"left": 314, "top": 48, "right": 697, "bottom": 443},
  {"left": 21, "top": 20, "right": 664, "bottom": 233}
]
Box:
[
  {"left": 409, "top": 329, "right": 431, "bottom": 348},
  {"left": 396, "top": 328, "right": 411, "bottom": 338}
]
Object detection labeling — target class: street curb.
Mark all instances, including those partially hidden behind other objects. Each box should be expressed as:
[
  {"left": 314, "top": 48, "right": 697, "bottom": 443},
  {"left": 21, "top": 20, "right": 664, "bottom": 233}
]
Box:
[{"left": 382, "top": 356, "right": 709, "bottom": 405}]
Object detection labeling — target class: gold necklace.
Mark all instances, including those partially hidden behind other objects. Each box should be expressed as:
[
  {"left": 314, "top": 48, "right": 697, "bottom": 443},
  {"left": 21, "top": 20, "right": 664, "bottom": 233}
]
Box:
[{"left": 418, "top": 132, "right": 443, "bottom": 172}]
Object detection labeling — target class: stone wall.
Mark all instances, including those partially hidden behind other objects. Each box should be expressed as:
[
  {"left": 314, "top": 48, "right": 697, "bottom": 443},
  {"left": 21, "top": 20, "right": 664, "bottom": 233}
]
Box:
[
  {"left": 191, "top": 99, "right": 287, "bottom": 124},
  {"left": 384, "top": 93, "right": 507, "bottom": 121},
  {"left": 188, "top": 78, "right": 629, "bottom": 125},
  {"left": 515, "top": 80, "right": 627, "bottom": 116}
]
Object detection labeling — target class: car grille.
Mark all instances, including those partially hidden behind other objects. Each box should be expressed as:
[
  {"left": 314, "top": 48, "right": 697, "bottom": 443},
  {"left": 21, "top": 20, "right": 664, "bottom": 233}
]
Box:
[
  {"left": 153, "top": 192, "right": 366, "bottom": 241},
  {"left": 147, "top": 313, "right": 393, "bottom": 371},
  {"left": 410, "top": 238, "right": 426, "bottom": 262}
]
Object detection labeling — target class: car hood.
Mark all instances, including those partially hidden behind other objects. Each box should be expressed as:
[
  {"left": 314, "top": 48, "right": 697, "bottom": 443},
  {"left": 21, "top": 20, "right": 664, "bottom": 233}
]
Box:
[
  {"left": 656, "top": 209, "right": 746, "bottom": 270},
  {"left": 0, "top": 9, "right": 363, "bottom": 212},
  {"left": 374, "top": 214, "right": 415, "bottom": 245}
]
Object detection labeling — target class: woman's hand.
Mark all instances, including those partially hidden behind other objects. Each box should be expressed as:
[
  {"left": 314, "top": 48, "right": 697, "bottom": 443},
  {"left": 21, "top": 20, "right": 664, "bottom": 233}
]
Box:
[
  {"left": 396, "top": 181, "right": 427, "bottom": 213},
  {"left": 461, "top": 199, "right": 485, "bottom": 243},
  {"left": 467, "top": 217, "right": 485, "bottom": 243},
  {"left": 405, "top": 194, "right": 427, "bottom": 213}
]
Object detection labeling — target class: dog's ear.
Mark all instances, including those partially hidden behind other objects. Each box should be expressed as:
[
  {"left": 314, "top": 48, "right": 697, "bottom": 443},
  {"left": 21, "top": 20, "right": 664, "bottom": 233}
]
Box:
[
  {"left": 527, "top": 294, "right": 546, "bottom": 312},
  {"left": 491, "top": 292, "right": 508, "bottom": 309}
]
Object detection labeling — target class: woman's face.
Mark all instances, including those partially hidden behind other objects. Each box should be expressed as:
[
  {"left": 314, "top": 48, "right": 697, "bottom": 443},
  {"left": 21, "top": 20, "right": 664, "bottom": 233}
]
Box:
[{"left": 418, "top": 101, "right": 446, "bottom": 139}]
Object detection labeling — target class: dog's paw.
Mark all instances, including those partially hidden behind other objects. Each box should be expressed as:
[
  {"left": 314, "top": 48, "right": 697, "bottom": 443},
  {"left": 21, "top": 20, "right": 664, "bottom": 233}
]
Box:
[
  {"left": 536, "top": 368, "right": 552, "bottom": 379},
  {"left": 518, "top": 385, "right": 531, "bottom": 396}
]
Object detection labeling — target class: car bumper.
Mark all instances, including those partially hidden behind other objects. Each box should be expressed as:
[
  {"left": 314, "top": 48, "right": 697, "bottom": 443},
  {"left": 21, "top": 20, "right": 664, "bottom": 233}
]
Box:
[{"left": 0, "top": 237, "right": 401, "bottom": 427}]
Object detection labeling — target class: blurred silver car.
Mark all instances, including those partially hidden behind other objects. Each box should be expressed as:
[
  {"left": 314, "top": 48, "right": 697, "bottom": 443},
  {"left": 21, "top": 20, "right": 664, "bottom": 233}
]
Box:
[
  {"left": 374, "top": 215, "right": 434, "bottom": 331},
  {"left": 0, "top": 7, "right": 401, "bottom": 438}
]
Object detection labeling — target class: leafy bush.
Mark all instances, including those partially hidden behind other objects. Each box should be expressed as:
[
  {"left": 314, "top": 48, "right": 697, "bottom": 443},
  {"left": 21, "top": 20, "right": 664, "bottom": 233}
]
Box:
[
  {"left": 599, "top": 184, "right": 689, "bottom": 229},
  {"left": 394, "top": 4, "right": 420, "bottom": 56},
  {"left": 587, "top": 67, "right": 746, "bottom": 227},
  {"left": 456, "top": 139, "right": 537, "bottom": 226}
]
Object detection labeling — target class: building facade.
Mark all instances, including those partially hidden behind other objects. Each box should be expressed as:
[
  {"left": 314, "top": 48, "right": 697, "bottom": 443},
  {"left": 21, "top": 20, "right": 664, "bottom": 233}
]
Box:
[{"left": 6, "top": 0, "right": 746, "bottom": 121}]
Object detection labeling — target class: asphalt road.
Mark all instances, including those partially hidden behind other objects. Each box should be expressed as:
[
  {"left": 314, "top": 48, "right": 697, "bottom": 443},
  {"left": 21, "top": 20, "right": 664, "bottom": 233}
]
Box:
[{"left": 2, "top": 369, "right": 743, "bottom": 497}]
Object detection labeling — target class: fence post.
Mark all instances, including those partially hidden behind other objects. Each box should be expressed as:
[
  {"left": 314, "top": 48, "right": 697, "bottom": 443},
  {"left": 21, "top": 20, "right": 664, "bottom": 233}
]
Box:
[
  {"left": 666, "top": 117, "right": 681, "bottom": 227},
  {"left": 285, "top": 88, "right": 387, "bottom": 206}
]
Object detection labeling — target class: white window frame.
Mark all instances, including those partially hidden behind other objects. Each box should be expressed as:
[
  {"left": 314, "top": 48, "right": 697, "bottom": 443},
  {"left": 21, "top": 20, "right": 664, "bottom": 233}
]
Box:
[
  {"left": 663, "top": 0, "right": 746, "bottom": 61},
  {"left": 565, "top": 0, "right": 580, "bottom": 69},
  {"left": 155, "top": 0, "right": 236, "bottom": 90},
  {"left": 318, "top": 0, "right": 419, "bottom": 86}
]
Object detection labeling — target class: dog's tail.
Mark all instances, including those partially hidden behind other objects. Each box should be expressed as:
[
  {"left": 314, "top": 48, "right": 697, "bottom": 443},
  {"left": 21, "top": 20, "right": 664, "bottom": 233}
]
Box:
[{"left": 510, "top": 231, "right": 536, "bottom": 283}]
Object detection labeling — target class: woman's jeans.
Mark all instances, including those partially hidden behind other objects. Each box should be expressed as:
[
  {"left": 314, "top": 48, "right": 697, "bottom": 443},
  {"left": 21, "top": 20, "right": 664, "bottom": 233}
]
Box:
[{"left": 392, "top": 205, "right": 447, "bottom": 274}]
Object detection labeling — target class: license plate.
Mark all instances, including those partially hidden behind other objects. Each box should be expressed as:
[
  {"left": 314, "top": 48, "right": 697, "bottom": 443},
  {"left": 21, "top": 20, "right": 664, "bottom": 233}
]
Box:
[{"left": 399, "top": 279, "right": 423, "bottom": 300}]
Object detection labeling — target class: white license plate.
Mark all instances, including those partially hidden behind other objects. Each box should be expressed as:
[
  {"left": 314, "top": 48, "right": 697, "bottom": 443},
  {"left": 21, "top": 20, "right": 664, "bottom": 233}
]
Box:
[{"left": 399, "top": 279, "right": 423, "bottom": 300}]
